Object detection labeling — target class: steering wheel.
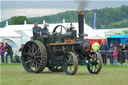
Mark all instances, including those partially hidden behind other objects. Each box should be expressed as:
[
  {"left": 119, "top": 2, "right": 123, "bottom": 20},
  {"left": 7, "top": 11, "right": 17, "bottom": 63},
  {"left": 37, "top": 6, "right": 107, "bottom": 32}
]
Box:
[{"left": 52, "top": 25, "right": 67, "bottom": 34}]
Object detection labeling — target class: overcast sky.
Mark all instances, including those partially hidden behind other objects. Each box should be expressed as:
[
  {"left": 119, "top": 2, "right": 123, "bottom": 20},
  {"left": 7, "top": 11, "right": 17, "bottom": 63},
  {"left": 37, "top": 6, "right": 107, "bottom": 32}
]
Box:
[{"left": 1, "top": 0, "right": 128, "bottom": 21}]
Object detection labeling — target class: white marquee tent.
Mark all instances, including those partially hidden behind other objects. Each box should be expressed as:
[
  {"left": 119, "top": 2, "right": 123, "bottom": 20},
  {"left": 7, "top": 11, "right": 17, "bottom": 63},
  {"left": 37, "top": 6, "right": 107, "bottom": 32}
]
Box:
[{"left": 0, "top": 22, "right": 117, "bottom": 53}]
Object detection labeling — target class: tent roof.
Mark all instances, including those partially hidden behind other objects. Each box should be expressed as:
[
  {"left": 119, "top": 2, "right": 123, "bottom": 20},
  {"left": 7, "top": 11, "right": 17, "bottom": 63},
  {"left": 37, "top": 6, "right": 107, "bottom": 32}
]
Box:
[
  {"left": 107, "top": 34, "right": 128, "bottom": 39},
  {"left": 88, "top": 35, "right": 104, "bottom": 39},
  {"left": 0, "top": 29, "right": 21, "bottom": 38}
]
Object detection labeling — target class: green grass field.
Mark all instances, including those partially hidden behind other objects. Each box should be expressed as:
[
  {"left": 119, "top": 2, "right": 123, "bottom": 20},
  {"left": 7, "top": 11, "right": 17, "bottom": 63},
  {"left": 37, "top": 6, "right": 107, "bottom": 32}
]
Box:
[{"left": 0, "top": 64, "right": 128, "bottom": 85}]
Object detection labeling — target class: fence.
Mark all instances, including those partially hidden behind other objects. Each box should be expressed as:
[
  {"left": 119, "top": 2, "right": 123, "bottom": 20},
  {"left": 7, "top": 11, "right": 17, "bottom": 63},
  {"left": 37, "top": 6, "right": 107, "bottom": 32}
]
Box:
[{"left": 98, "top": 50, "right": 128, "bottom": 65}]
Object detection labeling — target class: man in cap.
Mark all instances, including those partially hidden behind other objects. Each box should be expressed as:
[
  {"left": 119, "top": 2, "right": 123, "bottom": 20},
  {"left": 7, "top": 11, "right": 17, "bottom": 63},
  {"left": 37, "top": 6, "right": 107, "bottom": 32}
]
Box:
[
  {"left": 32, "top": 23, "right": 42, "bottom": 40},
  {"left": 42, "top": 24, "right": 49, "bottom": 35}
]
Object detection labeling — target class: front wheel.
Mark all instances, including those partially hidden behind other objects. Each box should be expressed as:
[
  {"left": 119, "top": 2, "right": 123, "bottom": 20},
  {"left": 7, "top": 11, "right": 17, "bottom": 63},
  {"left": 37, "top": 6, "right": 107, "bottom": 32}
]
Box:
[
  {"left": 63, "top": 52, "right": 78, "bottom": 75},
  {"left": 87, "top": 52, "right": 102, "bottom": 74}
]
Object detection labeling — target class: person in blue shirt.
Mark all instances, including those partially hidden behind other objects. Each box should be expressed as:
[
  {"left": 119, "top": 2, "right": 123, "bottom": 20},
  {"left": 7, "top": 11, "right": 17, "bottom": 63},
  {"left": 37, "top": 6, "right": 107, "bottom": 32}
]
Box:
[
  {"left": 32, "top": 23, "right": 42, "bottom": 40},
  {"left": 5, "top": 43, "right": 13, "bottom": 64},
  {"left": 100, "top": 40, "right": 108, "bottom": 64},
  {"left": 42, "top": 24, "right": 49, "bottom": 35}
]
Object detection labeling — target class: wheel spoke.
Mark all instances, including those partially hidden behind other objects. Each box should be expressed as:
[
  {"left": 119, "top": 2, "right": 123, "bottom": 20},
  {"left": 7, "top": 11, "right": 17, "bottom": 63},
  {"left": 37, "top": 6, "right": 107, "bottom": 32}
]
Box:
[
  {"left": 35, "top": 56, "right": 41, "bottom": 58},
  {"left": 34, "top": 48, "right": 40, "bottom": 56},
  {"left": 25, "top": 59, "right": 33, "bottom": 65},
  {"left": 35, "top": 62, "right": 38, "bottom": 71},
  {"left": 94, "top": 65, "right": 98, "bottom": 72},
  {"left": 24, "top": 52, "right": 32, "bottom": 56},
  {"left": 35, "top": 60, "right": 41, "bottom": 65},
  {"left": 30, "top": 61, "right": 35, "bottom": 71},
  {"left": 69, "top": 66, "right": 73, "bottom": 72},
  {"left": 31, "top": 44, "right": 35, "bottom": 54},
  {"left": 36, "top": 58, "right": 42, "bottom": 63},
  {"left": 28, "top": 44, "right": 33, "bottom": 52},
  {"left": 91, "top": 64, "right": 93, "bottom": 71}
]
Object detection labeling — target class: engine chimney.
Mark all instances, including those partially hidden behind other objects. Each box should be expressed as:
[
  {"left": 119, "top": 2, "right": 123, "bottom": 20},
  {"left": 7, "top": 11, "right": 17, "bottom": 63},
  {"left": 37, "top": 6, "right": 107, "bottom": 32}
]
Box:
[{"left": 78, "top": 11, "right": 84, "bottom": 39}]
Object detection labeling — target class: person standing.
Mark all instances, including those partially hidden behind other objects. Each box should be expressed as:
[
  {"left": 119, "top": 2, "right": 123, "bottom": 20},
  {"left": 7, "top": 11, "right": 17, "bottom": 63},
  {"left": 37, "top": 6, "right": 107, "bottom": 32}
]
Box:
[
  {"left": 109, "top": 43, "right": 114, "bottom": 64},
  {"left": 92, "top": 41, "right": 100, "bottom": 52},
  {"left": 19, "top": 44, "right": 24, "bottom": 52},
  {"left": 42, "top": 24, "right": 49, "bottom": 35},
  {"left": 0, "top": 42, "right": 5, "bottom": 64},
  {"left": 125, "top": 41, "right": 128, "bottom": 64},
  {"left": 100, "top": 39, "right": 108, "bottom": 64},
  {"left": 118, "top": 43, "right": 125, "bottom": 64},
  {"left": 113, "top": 47, "right": 118, "bottom": 65},
  {"left": 32, "top": 23, "right": 42, "bottom": 40},
  {"left": 5, "top": 43, "right": 13, "bottom": 64}
]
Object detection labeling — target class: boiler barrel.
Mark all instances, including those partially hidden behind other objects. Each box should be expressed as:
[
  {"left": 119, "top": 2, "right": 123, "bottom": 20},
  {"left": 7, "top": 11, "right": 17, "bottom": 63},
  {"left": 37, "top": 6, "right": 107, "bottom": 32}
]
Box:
[{"left": 48, "top": 40, "right": 91, "bottom": 56}]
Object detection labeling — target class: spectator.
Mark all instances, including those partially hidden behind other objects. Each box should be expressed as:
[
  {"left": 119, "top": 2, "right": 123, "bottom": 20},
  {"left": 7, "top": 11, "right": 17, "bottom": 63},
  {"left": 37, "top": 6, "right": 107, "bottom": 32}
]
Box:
[
  {"left": 100, "top": 39, "right": 108, "bottom": 64},
  {"left": 0, "top": 42, "right": 5, "bottom": 64},
  {"left": 5, "top": 43, "right": 13, "bottom": 64},
  {"left": 32, "top": 23, "right": 42, "bottom": 40},
  {"left": 113, "top": 47, "right": 118, "bottom": 65},
  {"left": 115, "top": 42, "right": 119, "bottom": 48},
  {"left": 109, "top": 43, "right": 114, "bottom": 64},
  {"left": 92, "top": 41, "right": 100, "bottom": 52},
  {"left": 118, "top": 43, "right": 125, "bottom": 64},
  {"left": 19, "top": 44, "right": 24, "bottom": 52},
  {"left": 42, "top": 24, "right": 49, "bottom": 35},
  {"left": 125, "top": 41, "right": 128, "bottom": 64}
]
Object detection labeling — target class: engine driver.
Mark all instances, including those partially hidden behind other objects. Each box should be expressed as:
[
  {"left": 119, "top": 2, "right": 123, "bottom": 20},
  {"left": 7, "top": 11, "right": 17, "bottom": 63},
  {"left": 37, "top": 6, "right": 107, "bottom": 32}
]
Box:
[
  {"left": 42, "top": 24, "right": 49, "bottom": 35},
  {"left": 32, "top": 23, "right": 42, "bottom": 40}
]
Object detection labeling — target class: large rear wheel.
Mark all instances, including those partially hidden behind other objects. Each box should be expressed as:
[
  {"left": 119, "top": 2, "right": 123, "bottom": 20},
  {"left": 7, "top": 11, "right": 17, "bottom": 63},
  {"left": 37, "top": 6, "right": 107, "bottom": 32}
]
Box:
[{"left": 21, "top": 40, "right": 47, "bottom": 73}]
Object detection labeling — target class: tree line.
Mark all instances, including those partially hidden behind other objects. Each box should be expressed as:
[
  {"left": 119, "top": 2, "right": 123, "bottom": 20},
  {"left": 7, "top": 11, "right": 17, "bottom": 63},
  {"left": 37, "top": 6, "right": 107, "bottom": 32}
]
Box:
[{"left": 0, "top": 5, "right": 128, "bottom": 29}]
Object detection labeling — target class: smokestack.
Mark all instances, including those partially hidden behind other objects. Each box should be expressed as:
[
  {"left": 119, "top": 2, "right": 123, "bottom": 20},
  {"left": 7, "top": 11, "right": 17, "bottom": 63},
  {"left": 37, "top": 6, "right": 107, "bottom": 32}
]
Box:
[
  {"left": 75, "top": 0, "right": 88, "bottom": 11},
  {"left": 78, "top": 11, "right": 84, "bottom": 39}
]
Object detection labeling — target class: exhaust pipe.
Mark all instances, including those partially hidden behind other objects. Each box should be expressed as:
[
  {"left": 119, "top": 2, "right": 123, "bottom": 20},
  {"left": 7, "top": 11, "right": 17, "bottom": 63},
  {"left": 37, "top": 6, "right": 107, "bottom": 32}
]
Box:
[{"left": 78, "top": 11, "right": 84, "bottom": 39}]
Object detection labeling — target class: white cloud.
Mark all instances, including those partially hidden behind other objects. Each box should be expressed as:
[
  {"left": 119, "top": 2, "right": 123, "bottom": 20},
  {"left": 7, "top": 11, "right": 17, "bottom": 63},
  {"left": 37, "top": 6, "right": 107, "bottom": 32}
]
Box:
[{"left": 1, "top": 8, "right": 74, "bottom": 21}]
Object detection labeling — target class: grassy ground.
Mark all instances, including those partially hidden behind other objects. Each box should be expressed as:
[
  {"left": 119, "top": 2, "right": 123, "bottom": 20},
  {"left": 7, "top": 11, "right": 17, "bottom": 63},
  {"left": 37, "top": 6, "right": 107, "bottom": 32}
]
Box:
[{"left": 0, "top": 64, "right": 128, "bottom": 85}]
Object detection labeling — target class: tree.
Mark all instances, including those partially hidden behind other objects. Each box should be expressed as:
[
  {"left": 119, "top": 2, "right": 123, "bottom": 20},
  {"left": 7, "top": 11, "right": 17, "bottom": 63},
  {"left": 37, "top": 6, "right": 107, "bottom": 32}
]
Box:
[{"left": 10, "top": 16, "right": 32, "bottom": 25}]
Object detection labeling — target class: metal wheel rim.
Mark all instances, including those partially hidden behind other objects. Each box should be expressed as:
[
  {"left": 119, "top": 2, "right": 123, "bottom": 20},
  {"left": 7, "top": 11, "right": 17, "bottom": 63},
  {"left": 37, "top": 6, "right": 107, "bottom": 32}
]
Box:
[
  {"left": 22, "top": 41, "right": 43, "bottom": 72},
  {"left": 87, "top": 52, "right": 102, "bottom": 74},
  {"left": 63, "top": 52, "right": 78, "bottom": 75}
]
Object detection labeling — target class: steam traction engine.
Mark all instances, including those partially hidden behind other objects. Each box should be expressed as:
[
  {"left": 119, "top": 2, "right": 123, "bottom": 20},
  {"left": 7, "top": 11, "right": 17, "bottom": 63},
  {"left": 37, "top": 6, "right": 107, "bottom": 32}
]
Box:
[{"left": 21, "top": 11, "right": 102, "bottom": 75}]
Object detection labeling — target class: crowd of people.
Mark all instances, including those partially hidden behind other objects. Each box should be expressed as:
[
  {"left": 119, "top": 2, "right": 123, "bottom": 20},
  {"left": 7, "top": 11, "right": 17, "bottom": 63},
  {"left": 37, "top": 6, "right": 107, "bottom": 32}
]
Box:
[
  {"left": 0, "top": 42, "right": 13, "bottom": 64},
  {"left": 92, "top": 40, "right": 128, "bottom": 65},
  {"left": 0, "top": 42, "right": 24, "bottom": 64}
]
